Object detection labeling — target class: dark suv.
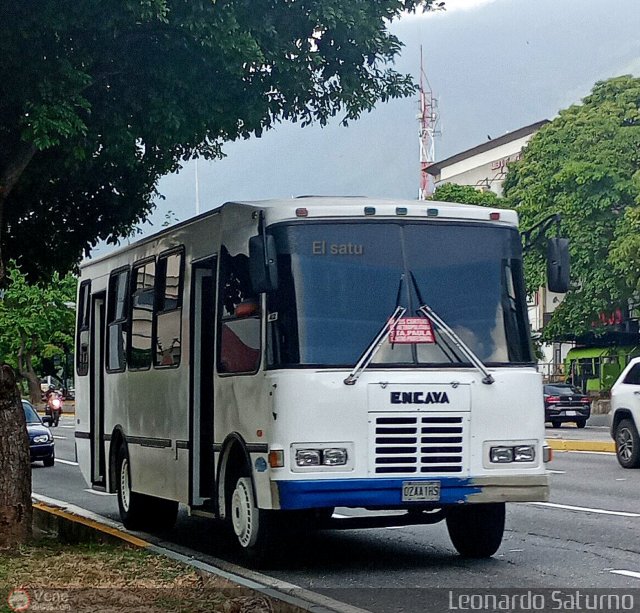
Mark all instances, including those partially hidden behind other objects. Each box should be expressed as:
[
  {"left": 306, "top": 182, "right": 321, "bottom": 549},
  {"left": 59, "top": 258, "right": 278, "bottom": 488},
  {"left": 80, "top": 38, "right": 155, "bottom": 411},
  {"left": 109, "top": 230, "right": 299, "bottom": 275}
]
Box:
[{"left": 543, "top": 383, "right": 591, "bottom": 428}]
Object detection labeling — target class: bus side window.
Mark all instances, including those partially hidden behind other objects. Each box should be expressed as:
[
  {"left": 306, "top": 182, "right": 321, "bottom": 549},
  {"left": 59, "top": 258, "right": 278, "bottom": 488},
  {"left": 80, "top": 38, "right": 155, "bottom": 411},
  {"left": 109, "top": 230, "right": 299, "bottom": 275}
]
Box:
[
  {"left": 218, "top": 246, "right": 261, "bottom": 374},
  {"left": 128, "top": 259, "right": 155, "bottom": 370},
  {"left": 76, "top": 280, "right": 91, "bottom": 376},
  {"left": 106, "top": 268, "right": 129, "bottom": 372},
  {"left": 154, "top": 250, "right": 184, "bottom": 368}
]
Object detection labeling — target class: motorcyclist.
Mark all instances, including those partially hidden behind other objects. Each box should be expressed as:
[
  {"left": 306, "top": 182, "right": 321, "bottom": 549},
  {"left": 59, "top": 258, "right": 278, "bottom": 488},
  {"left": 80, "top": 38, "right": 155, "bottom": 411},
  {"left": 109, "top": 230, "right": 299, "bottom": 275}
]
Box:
[{"left": 44, "top": 386, "right": 63, "bottom": 427}]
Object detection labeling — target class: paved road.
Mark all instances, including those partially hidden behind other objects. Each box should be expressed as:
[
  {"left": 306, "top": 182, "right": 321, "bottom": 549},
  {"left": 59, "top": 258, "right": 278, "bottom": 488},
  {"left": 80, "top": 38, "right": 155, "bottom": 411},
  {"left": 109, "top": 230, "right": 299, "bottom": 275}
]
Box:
[{"left": 33, "top": 419, "right": 640, "bottom": 613}]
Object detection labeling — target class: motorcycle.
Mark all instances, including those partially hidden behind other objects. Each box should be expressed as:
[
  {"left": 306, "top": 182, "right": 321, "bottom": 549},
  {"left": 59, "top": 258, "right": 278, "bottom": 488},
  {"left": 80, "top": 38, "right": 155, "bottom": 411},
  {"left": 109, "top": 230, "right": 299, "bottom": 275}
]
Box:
[{"left": 44, "top": 392, "right": 63, "bottom": 427}]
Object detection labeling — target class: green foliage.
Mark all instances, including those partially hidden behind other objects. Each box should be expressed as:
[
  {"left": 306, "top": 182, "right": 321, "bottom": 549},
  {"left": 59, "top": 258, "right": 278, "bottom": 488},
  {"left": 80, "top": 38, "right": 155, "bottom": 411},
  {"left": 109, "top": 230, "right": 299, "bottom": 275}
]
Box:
[
  {"left": 0, "top": 262, "right": 76, "bottom": 378},
  {"left": 0, "top": 0, "right": 434, "bottom": 279},
  {"left": 504, "top": 75, "right": 640, "bottom": 341},
  {"left": 431, "top": 183, "right": 507, "bottom": 207}
]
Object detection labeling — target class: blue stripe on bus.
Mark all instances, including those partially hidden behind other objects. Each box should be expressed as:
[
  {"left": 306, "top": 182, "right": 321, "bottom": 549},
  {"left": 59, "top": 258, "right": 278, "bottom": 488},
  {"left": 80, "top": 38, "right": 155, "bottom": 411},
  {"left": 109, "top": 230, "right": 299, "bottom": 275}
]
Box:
[{"left": 275, "top": 477, "right": 482, "bottom": 510}]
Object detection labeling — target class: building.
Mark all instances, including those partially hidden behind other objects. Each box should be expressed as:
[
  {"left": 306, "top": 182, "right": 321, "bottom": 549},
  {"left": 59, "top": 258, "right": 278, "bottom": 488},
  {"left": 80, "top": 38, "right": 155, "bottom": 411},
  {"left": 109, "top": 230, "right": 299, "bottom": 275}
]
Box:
[{"left": 424, "top": 120, "right": 549, "bottom": 196}]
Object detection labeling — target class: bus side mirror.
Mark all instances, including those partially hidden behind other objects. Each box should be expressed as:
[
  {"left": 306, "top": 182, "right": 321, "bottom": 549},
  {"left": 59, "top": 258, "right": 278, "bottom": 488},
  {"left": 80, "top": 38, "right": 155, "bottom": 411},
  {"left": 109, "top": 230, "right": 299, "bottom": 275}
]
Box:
[
  {"left": 249, "top": 235, "right": 278, "bottom": 293},
  {"left": 547, "top": 238, "right": 570, "bottom": 293}
]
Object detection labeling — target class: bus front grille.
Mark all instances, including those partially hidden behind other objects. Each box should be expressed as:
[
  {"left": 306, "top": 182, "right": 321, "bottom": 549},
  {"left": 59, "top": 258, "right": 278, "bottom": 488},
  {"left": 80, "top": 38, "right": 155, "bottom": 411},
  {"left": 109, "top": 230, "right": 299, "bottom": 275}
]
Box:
[{"left": 371, "top": 414, "right": 466, "bottom": 475}]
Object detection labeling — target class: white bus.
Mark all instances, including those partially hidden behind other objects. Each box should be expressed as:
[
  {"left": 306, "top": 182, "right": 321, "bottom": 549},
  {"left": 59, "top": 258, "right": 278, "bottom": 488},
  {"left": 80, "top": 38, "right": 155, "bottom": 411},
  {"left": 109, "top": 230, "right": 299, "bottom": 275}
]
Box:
[{"left": 75, "top": 197, "right": 562, "bottom": 559}]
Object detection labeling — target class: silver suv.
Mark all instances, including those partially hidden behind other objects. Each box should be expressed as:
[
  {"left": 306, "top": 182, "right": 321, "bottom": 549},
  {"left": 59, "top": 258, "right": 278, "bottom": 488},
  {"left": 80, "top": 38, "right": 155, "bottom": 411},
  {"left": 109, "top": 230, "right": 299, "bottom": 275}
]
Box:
[{"left": 611, "top": 357, "right": 640, "bottom": 468}]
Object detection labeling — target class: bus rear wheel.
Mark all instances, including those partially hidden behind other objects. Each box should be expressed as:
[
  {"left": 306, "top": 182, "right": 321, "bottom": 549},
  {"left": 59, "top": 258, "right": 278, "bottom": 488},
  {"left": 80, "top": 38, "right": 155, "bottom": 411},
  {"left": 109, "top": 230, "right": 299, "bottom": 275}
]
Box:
[
  {"left": 116, "top": 445, "right": 178, "bottom": 532},
  {"left": 446, "top": 502, "right": 505, "bottom": 558}
]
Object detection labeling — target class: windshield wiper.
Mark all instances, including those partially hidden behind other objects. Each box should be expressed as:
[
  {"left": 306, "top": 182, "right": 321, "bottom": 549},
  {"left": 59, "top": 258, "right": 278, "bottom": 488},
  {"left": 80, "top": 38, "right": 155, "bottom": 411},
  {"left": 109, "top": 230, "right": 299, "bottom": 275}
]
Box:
[
  {"left": 418, "top": 304, "right": 495, "bottom": 385},
  {"left": 344, "top": 306, "right": 407, "bottom": 386}
]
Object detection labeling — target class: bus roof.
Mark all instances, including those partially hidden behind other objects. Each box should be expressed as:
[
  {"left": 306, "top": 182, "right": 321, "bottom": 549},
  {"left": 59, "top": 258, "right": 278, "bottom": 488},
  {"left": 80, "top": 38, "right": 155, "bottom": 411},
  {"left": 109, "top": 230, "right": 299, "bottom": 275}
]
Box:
[{"left": 81, "top": 196, "right": 518, "bottom": 269}]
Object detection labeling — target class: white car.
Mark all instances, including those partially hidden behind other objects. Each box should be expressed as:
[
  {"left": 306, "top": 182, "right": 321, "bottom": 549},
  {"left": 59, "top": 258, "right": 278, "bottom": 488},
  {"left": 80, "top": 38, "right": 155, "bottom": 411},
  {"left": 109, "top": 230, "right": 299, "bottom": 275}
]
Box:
[{"left": 611, "top": 357, "right": 640, "bottom": 468}]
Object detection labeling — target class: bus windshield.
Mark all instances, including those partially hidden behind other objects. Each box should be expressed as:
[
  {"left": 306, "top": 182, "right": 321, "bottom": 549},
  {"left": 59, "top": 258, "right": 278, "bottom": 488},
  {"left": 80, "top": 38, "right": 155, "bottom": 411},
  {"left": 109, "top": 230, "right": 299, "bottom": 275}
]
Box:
[{"left": 266, "top": 221, "right": 532, "bottom": 368}]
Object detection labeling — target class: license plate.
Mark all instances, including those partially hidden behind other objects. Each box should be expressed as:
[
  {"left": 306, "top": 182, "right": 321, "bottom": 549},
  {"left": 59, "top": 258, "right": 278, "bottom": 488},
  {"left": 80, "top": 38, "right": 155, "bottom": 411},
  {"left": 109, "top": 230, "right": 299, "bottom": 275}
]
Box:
[
  {"left": 565, "top": 410, "right": 577, "bottom": 416},
  {"left": 402, "top": 481, "right": 440, "bottom": 502}
]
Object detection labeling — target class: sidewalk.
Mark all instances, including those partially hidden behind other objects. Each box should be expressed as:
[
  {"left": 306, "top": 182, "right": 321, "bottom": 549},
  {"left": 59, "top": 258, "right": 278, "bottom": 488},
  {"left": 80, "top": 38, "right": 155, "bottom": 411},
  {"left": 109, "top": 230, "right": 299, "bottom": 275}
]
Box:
[{"left": 545, "top": 414, "right": 614, "bottom": 453}]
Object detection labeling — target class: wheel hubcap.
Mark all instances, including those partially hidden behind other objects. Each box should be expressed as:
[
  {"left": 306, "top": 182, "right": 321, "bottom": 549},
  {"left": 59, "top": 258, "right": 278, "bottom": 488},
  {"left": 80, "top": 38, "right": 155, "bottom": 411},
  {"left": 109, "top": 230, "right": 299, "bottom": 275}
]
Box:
[
  {"left": 617, "top": 428, "right": 633, "bottom": 461},
  {"left": 120, "top": 458, "right": 131, "bottom": 512},
  {"left": 231, "top": 479, "right": 256, "bottom": 548}
]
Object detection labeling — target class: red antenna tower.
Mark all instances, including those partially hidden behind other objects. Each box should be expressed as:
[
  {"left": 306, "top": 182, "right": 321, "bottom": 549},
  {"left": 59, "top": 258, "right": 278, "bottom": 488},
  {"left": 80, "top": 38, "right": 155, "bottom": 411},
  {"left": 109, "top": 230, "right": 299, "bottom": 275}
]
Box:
[{"left": 418, "top": 47, "right": 440, "bottom": 199}]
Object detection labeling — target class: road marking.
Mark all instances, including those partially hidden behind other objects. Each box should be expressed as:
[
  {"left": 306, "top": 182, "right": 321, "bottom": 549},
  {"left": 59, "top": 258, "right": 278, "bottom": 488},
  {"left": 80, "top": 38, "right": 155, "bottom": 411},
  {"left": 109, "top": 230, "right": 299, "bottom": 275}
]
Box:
[
  {"left": 55, "top": 459, "right": 78, "bottom": 466},
  {"left": 528, "top": 502, "right": 640, "bottom": 518},
  {"left": 332, "top": 513, "right": 351, "bottom": 519},
  {"left": 60, "top": 425, "right": 74, "bottom": 429},
  {"left": 547, "top": 469, "right": 566, "bottom": 474},
  {"left": 84, "top": 489, "right": 116, "bottom": 497},
  {"left": 611, "top": 570, "right": 640, "bottom": 580},
  {"left": 53, "top": 435, "right": 66, "bottom": 440}
]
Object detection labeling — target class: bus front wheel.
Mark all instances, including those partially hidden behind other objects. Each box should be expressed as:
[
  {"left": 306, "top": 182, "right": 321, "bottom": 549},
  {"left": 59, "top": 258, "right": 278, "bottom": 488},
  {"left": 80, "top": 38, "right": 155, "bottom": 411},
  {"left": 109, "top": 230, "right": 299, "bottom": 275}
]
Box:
[
  {"left": 446, "top": 502, "right": 505, "bottom": 558},
  {"left": 229, "top": 476, "right": 275, "bottom": 562},
  {"left": 116, "top": 445, "right": 178, "bottom": 532}
]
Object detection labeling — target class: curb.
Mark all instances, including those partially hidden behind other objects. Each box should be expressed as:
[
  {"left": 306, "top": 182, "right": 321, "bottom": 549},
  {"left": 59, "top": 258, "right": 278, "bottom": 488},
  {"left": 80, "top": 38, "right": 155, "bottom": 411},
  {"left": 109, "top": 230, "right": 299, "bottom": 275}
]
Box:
[
  {"left": 547, "top": 439, "right": 615, "bottom": 453},
  {"left": 31, "top": 494, "right": 369, "bottom": 613}
]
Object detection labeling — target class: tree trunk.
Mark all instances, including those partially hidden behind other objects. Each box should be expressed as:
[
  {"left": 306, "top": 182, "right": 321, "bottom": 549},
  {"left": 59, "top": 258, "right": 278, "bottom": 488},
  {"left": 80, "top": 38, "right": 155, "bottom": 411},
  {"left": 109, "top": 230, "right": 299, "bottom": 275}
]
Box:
[
  {"left": 24, "top": 351, "right": 42, "bottom": 407},
  {"left": 17, "top": 335, "right": 42, "bottom": 406},
  {"left": 0, "top": 364, "right": 32, "bottom": 549}
]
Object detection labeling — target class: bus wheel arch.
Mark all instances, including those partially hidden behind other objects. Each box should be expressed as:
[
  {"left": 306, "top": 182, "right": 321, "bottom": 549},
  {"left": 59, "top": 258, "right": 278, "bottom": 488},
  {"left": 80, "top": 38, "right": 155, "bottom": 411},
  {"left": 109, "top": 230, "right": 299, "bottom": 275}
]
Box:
[{"left": 217, "top": 433, "right": 253, "bottom": 522}]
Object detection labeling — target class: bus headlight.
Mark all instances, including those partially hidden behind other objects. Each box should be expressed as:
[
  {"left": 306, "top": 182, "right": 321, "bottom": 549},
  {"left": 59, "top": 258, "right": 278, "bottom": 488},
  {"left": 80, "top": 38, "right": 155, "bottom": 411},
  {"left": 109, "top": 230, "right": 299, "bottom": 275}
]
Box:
[
  {"left": 514, "top": 445, "right": 536, "bottom": 462},
  {"left": 490, "top": 447, "right": 514, "bottom": 463},
  {"left": 322, "top": 448, "right": 348, "bottom": 466},
  {"left": 291, "top": 443, "right": 354, "bottom": 471},
  {"left": 296, "top": 449, "right": 322, "bottom": 466},
  {"left": 489, "top": 445, "right": 536, "bottom": 463}
]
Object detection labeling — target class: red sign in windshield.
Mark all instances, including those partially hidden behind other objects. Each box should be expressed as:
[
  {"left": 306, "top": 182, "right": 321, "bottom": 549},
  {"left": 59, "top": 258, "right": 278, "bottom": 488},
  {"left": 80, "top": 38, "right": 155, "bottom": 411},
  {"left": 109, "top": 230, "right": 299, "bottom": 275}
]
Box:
[{"left": 389, "top": 318, "right": 435, "bottom": 344}]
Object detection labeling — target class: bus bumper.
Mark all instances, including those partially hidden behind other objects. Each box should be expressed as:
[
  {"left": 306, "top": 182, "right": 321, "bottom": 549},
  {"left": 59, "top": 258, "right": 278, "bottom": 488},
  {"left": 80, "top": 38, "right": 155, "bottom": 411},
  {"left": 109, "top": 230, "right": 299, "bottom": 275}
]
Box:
[{"left": 274, "top": 474, "right": 549, "bottom": 510}]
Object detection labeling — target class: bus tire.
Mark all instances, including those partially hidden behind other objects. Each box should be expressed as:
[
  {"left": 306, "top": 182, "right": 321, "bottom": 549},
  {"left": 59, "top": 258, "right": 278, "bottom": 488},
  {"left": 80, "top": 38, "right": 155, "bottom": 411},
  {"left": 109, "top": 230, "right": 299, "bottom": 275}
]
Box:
[
  {"left": 229, "top": 476, "right": 275, "bottom": 563},
  {"left": 116, "top": 446, "right": 178, "bottom": 532},
  {"left": 615, "top": 418, "right": 640, "bottom": 469},
  {"left": 446, "top": 503, "right": 505, "bottom": 558}
]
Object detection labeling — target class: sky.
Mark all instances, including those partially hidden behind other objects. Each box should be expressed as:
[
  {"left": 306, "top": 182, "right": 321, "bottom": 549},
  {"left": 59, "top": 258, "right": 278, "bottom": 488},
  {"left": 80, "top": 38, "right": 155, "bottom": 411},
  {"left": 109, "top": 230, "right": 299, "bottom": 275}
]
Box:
[{"left": 100, "top": 0, "right": 640, "bottom": 248}]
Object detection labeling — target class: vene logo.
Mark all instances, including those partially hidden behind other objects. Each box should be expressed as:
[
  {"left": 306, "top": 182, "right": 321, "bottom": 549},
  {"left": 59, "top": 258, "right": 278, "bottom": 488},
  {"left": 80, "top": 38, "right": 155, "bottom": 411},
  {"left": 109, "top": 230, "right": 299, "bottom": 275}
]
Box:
[{"left": 390, "top": 391, "right": 450, "bottom": 405}]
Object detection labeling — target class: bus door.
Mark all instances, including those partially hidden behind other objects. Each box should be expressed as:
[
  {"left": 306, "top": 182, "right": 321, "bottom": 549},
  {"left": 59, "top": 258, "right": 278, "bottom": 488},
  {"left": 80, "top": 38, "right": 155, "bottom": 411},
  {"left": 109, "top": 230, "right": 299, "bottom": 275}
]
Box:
[
  {"left": 190, "top": 257, "right": 217, "bottom": 508},
  {"left": 89, "top": 293, "right": 106, "bottom": 487}
]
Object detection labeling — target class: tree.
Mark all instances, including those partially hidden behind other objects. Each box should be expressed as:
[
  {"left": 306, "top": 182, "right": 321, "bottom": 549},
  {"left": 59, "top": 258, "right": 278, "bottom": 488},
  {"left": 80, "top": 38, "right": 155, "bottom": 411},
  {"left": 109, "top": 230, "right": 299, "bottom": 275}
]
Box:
[
  {"left": 503, "top": 76, "right": 640, "bottom": 341},
  {"left": 0, "top": 263, "right": 76, "bottom": 404},
  {"left": 1, "top": 0, "right": 434, "bottom": 281},
  {"left": 431, "top": 183, "right": 507, "bottom": 207},
  {"left": 0, "top": 0, "right": 436, "bottom": 549},
  {"left": 0, "top": 365, "right": 31, "bottom": 549}
]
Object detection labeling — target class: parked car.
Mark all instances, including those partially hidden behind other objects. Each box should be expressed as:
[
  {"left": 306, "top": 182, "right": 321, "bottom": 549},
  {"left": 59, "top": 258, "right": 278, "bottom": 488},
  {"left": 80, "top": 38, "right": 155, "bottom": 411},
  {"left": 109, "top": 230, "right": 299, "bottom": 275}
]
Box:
[
  {"left": 543, "top": 383, "right": 591, "bottom": 428},
  {"left": 22, "top": 399, "right": 55, "bottom": 467},
  {"left": 611, "top": 358, "right": 640, "bottom": 468}
]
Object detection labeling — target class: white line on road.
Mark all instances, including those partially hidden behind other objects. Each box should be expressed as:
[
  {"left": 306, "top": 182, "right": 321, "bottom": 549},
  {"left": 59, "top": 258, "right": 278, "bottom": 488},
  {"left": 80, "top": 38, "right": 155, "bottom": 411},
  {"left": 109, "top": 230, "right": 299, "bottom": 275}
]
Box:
[
  {"left": 55, "top": 459, "right": 78, "bottom": 466},
  {"left": 547, "top": 470, "right": 566, "bottom": 474},
  {"left": 528, "top": 502, "right": 640, "bottom": 518},
  {"left": 60, "top": 425, "right": 74, "bottom": 429},
  {"left": 611, "top": 570, "right": 640, "bottom": 580},
  {"left": 84, "top": 489, "right": 116, "bottom": 497},
  {"left": 52, "top": 436, "right": 66, "bottom": 440}
]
